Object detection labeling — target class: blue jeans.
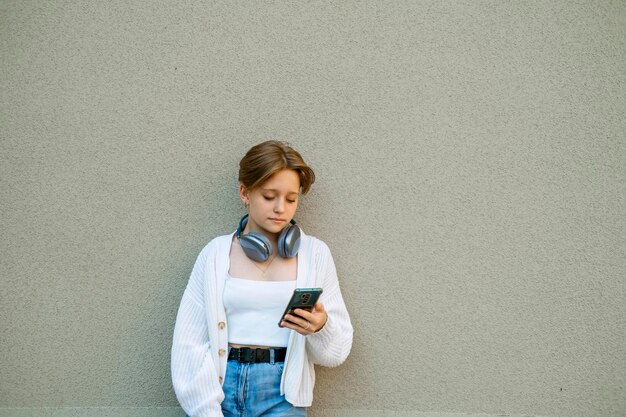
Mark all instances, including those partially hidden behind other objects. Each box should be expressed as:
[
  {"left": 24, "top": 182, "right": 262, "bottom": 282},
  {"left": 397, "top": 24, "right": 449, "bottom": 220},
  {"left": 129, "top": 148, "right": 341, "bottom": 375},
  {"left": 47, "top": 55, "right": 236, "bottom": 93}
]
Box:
[{"left": 221, "top": 360, "right": 307, "bottom": 417}]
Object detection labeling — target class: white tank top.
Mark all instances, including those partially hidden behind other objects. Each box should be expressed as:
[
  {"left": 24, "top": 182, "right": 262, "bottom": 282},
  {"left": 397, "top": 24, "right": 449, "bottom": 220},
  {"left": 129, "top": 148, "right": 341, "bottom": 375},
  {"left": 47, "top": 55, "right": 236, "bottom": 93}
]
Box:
[{"left": 223, "top": 274, "right": 296, "bottom": 347}]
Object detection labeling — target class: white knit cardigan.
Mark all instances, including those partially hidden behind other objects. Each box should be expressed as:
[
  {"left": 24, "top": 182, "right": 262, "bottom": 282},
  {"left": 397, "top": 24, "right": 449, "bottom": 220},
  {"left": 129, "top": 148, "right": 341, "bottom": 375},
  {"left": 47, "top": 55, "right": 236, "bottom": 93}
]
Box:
[{"left": 171, "top": 231, "right": 353, "bottom": 417}]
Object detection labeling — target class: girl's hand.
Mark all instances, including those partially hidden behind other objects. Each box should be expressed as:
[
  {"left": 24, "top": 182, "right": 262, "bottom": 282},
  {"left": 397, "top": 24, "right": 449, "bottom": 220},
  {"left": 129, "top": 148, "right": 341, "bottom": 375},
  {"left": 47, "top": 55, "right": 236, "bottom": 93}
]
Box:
[{"left": 281, "top": 302, "right": 328, "bottom": 335}]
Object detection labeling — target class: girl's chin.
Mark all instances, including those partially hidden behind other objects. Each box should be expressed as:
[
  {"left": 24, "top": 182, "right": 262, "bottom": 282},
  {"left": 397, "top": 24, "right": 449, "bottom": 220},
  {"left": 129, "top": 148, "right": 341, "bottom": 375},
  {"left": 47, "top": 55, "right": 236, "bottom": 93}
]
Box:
[{"left": 262, "top": 225, "right": 284, "bottom": 235}]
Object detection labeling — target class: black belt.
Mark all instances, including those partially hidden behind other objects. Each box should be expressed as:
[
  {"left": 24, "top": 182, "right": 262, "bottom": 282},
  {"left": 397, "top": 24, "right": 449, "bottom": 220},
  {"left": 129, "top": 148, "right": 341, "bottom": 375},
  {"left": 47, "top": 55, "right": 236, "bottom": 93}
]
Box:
[{"left": 228, "top": 347, "right": 287, "bottom": 363}]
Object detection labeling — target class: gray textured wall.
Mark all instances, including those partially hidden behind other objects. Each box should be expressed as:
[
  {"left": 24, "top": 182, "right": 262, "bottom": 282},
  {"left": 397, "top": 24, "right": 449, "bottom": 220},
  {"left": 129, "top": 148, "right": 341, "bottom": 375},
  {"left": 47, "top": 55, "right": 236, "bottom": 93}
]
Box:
[{"left": 1, "top": 1, "right": 625, "bottom": 417}]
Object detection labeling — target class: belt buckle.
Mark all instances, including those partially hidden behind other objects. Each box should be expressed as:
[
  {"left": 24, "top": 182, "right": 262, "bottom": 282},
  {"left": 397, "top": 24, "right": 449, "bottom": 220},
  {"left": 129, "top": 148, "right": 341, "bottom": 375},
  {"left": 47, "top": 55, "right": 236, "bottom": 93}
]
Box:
[
  {"left": 235, "top": 347, "right": 271, "bottom": 363},
  {"left": 245, "top": 348, "right": 258, "bottom": 363},
  {"left": 241, "top": 348, "right": 253, "bottom": 363}
]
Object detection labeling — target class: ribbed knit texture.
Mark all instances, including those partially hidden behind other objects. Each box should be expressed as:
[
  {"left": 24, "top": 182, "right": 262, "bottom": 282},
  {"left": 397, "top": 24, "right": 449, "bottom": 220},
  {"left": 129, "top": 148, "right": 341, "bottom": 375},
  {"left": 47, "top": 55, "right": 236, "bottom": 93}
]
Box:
[{"left": 171, "top": 232, "right": 353, "bottom": 417}]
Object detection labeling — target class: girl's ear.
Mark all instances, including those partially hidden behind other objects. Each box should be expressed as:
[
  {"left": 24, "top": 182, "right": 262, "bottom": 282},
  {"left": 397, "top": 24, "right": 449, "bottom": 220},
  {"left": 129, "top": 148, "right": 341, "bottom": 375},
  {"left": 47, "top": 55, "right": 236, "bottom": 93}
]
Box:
[{"left": 239, "top": 184, "right": 249, "bottom": 206}]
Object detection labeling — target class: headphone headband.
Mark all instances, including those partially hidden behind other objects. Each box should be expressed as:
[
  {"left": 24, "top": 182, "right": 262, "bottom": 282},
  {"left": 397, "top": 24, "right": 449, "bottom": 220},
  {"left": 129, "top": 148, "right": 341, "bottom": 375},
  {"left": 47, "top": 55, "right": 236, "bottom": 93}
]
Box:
[{"left": 236, "top": 214, "right": 297, "bottom": 238}]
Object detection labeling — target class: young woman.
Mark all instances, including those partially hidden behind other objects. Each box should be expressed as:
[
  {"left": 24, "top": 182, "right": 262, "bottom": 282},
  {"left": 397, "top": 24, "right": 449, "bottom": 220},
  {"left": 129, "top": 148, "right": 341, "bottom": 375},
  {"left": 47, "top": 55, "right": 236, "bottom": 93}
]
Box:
[{"left": 171, "top": 141, "right": 353, "bottom": 417}]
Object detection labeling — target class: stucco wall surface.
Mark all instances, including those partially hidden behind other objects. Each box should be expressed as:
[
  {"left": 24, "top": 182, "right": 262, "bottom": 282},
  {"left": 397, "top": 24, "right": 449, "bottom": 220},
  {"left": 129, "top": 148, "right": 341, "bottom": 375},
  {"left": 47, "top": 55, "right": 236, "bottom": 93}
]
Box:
[{"left": 1, "top": 1, "right": 625, "bottom": 417}]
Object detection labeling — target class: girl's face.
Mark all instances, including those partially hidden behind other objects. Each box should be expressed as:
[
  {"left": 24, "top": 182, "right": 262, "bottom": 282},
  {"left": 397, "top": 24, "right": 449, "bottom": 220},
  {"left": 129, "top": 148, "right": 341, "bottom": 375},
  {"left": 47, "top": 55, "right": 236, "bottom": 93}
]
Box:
[{"left": 240, "top": 169, "right": 300, "bottom": 238}]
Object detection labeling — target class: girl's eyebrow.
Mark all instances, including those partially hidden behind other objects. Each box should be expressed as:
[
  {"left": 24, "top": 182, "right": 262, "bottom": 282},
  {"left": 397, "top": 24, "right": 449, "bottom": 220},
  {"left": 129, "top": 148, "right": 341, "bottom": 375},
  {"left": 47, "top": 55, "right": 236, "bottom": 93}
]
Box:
[{"left": 261, "top": 188, "right": 299, "bottom": 195}]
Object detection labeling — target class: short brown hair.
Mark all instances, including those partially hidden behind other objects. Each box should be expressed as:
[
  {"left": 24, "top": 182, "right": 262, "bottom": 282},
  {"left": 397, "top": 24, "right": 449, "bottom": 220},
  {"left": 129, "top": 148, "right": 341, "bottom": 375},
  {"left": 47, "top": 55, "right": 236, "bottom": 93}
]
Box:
[{"left": 239, "top": 140, "right": 315, "bottom": 194}]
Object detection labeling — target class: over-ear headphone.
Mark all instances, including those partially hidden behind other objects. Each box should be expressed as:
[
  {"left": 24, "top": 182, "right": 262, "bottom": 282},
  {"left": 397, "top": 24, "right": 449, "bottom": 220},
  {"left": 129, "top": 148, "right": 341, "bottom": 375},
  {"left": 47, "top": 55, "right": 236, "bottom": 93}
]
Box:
[{"left": 236, "top": 214, "right": 301, "bottom": 262}]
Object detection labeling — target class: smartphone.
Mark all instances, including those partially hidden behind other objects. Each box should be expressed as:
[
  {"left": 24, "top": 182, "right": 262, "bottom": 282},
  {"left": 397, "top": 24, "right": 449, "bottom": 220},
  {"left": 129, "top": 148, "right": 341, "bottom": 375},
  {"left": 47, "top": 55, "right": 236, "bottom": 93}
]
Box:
[{"left": 278, "top": 288, "right": 323, "bottom": 327}]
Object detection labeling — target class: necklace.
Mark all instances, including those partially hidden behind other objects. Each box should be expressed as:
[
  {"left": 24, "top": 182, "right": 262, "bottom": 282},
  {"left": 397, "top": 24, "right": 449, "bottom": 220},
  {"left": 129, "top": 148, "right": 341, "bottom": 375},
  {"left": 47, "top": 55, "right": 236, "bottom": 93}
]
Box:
[
  {"left": 250, "top": 254, "right": 276, "bottom": 276},
  {"left": 235, "top": 238, "right": 276, "bottom": 276}
]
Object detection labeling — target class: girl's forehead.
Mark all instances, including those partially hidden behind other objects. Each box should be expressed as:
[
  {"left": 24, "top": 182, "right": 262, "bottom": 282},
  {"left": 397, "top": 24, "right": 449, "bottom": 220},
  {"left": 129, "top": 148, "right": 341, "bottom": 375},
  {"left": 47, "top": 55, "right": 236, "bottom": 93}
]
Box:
[{"left": 259, "top": 170, "right": 300, "bottom": 191}]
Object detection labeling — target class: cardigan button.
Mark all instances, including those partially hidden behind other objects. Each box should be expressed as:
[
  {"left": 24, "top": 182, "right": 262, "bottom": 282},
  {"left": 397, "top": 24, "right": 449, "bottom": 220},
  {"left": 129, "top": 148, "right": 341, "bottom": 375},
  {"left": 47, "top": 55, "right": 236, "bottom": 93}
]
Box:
[
  {"left": 218, "top": 321, "right": 226, "bottom": 330},
  {"left": 219, "top": 376, "right": 224, "bottom": 383},
  {"left": 218, "top": 349, "right": 226, "bottom": 356}
]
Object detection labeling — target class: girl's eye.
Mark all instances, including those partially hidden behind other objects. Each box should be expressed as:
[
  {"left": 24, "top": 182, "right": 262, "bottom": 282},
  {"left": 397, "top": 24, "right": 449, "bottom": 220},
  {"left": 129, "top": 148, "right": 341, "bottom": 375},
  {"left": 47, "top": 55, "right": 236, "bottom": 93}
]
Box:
[{"left": 262, "top": 195, "right": 296, "bottom": 203}]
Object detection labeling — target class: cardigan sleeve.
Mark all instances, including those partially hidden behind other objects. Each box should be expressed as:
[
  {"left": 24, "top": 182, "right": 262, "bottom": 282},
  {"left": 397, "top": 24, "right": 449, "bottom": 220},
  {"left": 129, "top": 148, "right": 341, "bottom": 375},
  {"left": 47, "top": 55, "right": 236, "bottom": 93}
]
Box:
[
  {"left": 305, "top": 242, "right": 353, "bottom": 368},
  {"left": 171, "top": 245, "right": 225, "bottom": 417}
]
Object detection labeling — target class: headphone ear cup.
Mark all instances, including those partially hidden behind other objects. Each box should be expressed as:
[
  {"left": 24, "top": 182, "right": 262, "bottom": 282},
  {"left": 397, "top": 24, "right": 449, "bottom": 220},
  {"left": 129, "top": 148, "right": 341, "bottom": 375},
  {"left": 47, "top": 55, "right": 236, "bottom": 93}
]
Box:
[
  {"left": 239, "top": 232, "right": 272, "bottom": 262},
  {"left": 277, "top": 224, "right": 301, "bottom": 258}
]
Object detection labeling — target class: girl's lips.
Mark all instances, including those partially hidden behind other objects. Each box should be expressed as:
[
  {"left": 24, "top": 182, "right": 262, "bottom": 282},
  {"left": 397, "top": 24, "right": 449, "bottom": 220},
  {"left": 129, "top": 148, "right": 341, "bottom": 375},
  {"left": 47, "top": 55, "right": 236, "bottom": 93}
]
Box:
[{"left": 269, "top": 218, "right": 286, "bottom": 223}]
